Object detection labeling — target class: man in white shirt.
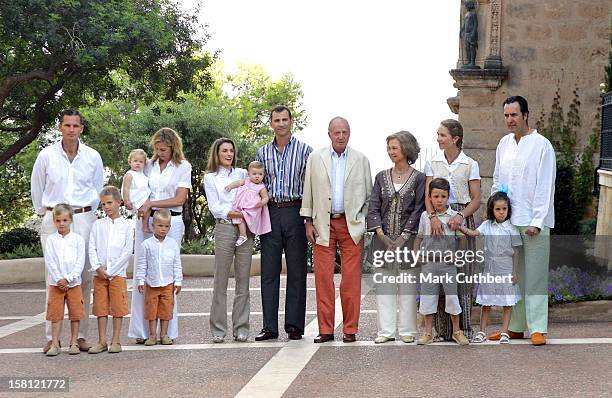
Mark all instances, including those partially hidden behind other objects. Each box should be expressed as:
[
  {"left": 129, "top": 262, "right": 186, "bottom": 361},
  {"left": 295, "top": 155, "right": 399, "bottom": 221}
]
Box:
[
  {"left": 31, "top": 109, "right": 105, "bottom": 353},
  {"left": 489, "top": 96, "right": 556, "bottom": 346},
  {"left": 300, "top": 117, "right": 372, "bottom": 343}
]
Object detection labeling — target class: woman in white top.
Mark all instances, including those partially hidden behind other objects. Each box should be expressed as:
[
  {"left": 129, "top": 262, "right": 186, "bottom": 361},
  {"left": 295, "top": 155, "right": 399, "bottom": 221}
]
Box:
[
  {"left": 423, "top": 119, "right": 481, "bottom": 340},
  {"left": 127, "top": 128, "right": 192, "bottom": 342},
  {"left": 203, "top": 137, "right": 254, "bottom": 343}
]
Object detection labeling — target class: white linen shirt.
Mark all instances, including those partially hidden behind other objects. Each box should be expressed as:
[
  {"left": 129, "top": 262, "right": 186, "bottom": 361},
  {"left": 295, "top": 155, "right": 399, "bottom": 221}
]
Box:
[
  {"left": 204, "top": 167, "right": 248, "bottom": 220},
  {"left": 136, "top": 236, "right": 183, "bottom": 287},
  {"left": 146, "top": 159, "right": 192, "bottom": 213},
  {"left": 331, "top": 147, "right": 347, "bottom": 214},
  {"left": 44, "top": 232, "right": 86, "bottom": 287},
  {"left": 424, "top": 151, "right": 480, "bottom": 204},
  {"left": 31, "top": 140, "right": 104, "bottom": 215},
  {"left": 89, "top": 217, "right": 134, "bottom": 278},
  {"left": 491, "top": 130, "right": 556, "bottom": 229}
]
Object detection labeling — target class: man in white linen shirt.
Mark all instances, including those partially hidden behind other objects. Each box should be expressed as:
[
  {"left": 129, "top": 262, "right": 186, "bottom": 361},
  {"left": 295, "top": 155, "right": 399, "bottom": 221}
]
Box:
[
  {"left": 31, "top": 108, "right": 104, "bottom": 353},
  {"left": 489, "top": 96, "right": 556, "bottom": 346}
]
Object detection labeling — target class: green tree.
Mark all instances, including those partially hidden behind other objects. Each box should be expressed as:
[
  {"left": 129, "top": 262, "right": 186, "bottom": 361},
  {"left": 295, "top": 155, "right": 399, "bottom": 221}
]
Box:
[{"left": 0, "top": 0, "right": 213, "bottom": 166}]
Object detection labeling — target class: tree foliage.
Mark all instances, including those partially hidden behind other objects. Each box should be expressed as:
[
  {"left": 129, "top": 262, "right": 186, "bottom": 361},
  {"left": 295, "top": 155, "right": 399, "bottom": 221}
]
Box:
[{"left": 0, "top": 0, "right": 213, "bottom": 166}]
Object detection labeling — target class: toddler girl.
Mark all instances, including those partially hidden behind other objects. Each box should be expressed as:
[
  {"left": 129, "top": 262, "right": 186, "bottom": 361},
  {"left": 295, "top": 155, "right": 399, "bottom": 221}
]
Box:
[
  {"left": 122, "top": 149, "right": 152, "bottom": 233},
  {"left": 458, "top": 191, "right": 522, "bottom": 344},
  {"left": 224, "top": 161, "right": 271, "bottom": 246}
]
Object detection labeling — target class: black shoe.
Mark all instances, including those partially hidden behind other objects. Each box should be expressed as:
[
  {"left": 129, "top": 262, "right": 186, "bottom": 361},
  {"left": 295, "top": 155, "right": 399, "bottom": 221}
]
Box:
[
  {"left": 255, "top": 329, "right": 278, "bottom": 341},
  {"left": 286, "top": 326, "right": 303, "bottom": 340},
  {"left": 343, "top": 333, "right": 356, "bottom": 343},
  {"left": 314, "top": 334, "right": 334, "bottom": 343}
]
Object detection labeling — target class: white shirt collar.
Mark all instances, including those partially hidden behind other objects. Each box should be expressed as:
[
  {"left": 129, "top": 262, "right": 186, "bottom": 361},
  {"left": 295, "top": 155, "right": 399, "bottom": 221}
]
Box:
[
  {"left": 330, "top": 146, "right": 349, "bottom": 158},
  {"left": 432, "top": 150, "right": 469, "bottom": 165}
]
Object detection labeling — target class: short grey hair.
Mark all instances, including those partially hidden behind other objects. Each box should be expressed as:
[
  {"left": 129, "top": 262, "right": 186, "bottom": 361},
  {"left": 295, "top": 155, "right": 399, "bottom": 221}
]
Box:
[
  {"left": 386, "top": 131, "right": 420, "bottom": 164},
  {"left": 328, "top": 116, "right": 350, "bottom": 132}
]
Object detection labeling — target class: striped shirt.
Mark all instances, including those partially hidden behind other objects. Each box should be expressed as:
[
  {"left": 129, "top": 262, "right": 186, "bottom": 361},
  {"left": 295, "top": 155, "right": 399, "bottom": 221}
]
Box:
[{"left": 256, "top": 136, "right": 313, "bottom": 202}]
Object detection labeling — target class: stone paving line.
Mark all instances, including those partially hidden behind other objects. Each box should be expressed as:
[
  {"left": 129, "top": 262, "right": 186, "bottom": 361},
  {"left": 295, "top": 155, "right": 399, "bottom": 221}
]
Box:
[{"left": 235, "top": 278, "right": 375, "bottom": 398}]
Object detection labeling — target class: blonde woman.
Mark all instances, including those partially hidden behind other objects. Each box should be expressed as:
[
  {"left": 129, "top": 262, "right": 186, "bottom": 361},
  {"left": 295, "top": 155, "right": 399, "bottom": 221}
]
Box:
[{"left": 128, "top": 128, "right": 192, "bottom": 343}]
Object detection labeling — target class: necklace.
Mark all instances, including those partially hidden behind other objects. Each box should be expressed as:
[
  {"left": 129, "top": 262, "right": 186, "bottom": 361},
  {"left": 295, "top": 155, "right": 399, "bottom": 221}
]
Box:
[{"left": 393, "top": 167, "right": 411, "bottom": 180}]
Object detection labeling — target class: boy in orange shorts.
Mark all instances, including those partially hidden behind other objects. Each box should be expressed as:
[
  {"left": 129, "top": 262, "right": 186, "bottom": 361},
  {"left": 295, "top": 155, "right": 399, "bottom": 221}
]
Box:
[
  {"left": 44, "top": 204, "right": 86, "bottom": 356},
  {"left": 88, "top": 186, "right": 134, "bottom": 354},
  {"left": 136, "top": 209, "right": 182, "bottom": 345}
]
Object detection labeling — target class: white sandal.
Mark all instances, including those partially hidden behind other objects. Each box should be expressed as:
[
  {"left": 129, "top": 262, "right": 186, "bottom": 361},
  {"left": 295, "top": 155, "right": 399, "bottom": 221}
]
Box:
[
  {"left": 499, "top": 332, "right": 510, "bottom": 344},
  {"left": 471, "top": 331, "right": 486, "bottom": 343}
]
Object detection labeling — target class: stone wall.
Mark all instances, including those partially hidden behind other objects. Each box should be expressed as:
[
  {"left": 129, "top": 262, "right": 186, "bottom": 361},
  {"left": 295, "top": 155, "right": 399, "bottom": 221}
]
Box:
[{"left": 453, "top": 0, "right": 610, "bottom": 194}]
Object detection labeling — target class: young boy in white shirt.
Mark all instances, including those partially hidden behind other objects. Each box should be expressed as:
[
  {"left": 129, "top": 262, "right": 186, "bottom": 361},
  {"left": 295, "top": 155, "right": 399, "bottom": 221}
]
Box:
[
  {"left": 136, "top": 209, "right": 182, "bottom": 345},
  {"left": 88, "top": 186, "right": 134, "bottom": 354},
  {"left": 414, "top": 178, "right": 469, "bottom": 346},
  {"left": 44, "top": 204, "right": 86, "bottom": 356}
]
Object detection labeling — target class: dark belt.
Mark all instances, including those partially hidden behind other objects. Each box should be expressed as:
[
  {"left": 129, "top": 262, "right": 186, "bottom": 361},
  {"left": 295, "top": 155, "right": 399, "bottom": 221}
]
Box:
[
  {"left": 330, "top": 213, "right": 345, "bottom": 219},
  {"left": 150, "top": 209, "right": 182, "bottom": 217},
  {"left": 269, "top": 199, "right": 302, "bottom": 208},
  {"left": 46, "top": 206, "right": 92, "bottom": 214}
]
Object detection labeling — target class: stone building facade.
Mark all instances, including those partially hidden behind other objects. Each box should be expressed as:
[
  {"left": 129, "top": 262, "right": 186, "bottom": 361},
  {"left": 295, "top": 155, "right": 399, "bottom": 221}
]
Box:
[{"left": 448, "top": 0, "right": 610, "bottom": 199}]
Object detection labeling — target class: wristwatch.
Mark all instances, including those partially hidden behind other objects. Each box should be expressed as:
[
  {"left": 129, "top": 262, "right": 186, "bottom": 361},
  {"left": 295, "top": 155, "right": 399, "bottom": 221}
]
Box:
[{"left": 400, "top": 231, "right": 411, "bottom": 240}]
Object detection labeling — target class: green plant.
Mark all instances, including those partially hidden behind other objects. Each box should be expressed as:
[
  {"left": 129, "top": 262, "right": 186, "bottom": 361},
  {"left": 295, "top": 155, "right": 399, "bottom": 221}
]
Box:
[
  {"left": 0, "top": 227, "right": 39, "bottom": 253},
  {"left": 0, "top": 243, "right": 43, "bottom": 259},
  {"left": 536, "top": 88, "right": 599, "bottom": 235},
  {"left": 181, "top": 237, "right": 215, "bottom": 255}
]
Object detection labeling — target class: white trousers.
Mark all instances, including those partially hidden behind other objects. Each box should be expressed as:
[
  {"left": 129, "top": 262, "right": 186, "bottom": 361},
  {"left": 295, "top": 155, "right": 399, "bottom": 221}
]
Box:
[
  {"left": 41, "top": 210, "right": 96, "bottom": 341},
  {"left": 375, "top": 266, "right": 418, "bottom": 338},
  {"left": 128, "top": 215, "right": 183, "bottom": 340}
]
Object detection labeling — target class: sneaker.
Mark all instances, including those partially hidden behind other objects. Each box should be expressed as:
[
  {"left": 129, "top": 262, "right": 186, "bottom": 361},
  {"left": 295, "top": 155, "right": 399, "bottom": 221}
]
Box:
[
  {"left": 400, "top": 335, "right": 415, "bottom": 344},
  {"left": 234, "top": 334, "right": 248, "bottom": 342},
  {"left": 374, "top": 336, "right": 395, "bottom": 344},
  {"left": 499, "top": 332, "right": 510, "bottom": 344},
  {"left": 417, "top": 333, "right": 434, "bottom": 345},
  {"left": 212, "top": 336, "right": 224, "bottom": 343},
  {"left": 108, "top": 343, "right": 122, "bottom": 353},
  {"left": 88, "top": 342, "right": 108, "bottom": 354},
  {"left": 452, "top": 330, "right": 470, "bottom": 346},
  {"left": 235, "top": 236, "right": 248, "bottom": 246},
  {"left": 161, "top": 335, "right": 173, "bottom": 345},
  {"left": 144, "top": 337, "right": 157, "bottom": 346},
  {"left": 43, "top": 340, "right": 60, "bottom": 354},
  {"left": 68, "top": 343, "right": 81, "bottom": 355},
  {"left": 45, "top": 345, "right": 60, "bottom": 357}
]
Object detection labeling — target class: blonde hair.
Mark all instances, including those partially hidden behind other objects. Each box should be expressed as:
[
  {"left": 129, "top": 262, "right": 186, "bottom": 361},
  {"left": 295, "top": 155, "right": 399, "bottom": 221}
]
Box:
[
  {"left": 128, "top": 148, "right": 148, "bottom": 164},
  {"left": 152, "top": 209, "right": 171, "bottom": 223},
  {"left": 206, "top": 137, "right": 237, "bottom": 174},
  {"left": 248, "top": 160, "right": 264, "bottom": 171},
  {"left": 150, "top": 128, "right": 185, "bottom": 165},
  {"left": 52, "top": 203, "right": 73, "bottom": 220},
  {"left": 100, "top": 185, "right": 122, "bottom": 202}
]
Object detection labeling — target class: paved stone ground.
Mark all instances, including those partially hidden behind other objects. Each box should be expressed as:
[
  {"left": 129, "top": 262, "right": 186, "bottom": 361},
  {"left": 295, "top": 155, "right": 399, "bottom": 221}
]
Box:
[{"left": 0, "top": 275, "right": 610, "bottom": 397}]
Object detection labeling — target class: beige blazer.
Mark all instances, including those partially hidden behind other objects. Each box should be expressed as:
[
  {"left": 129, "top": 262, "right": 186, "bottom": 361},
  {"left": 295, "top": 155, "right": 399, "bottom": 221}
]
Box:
[{"left": 300, "top": 146, "right": 373, "bottom": 246}]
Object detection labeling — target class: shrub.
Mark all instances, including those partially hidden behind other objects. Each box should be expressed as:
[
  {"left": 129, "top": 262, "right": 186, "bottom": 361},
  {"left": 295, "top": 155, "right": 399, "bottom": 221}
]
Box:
[
  {"left": 0, "top": 228, "right": 40, "bottom": 254},
  {"left": 548, "top": 265, "right": 612, "bottom": 304},
  {"left": 0, "top": 243, "right": 43, "bottom": 260}
]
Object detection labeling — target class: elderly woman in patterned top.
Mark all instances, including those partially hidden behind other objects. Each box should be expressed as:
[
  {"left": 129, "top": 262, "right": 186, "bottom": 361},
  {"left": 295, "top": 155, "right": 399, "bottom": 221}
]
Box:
[
  {"left": 367, "top": 131, "right": 425, "bottom": 344},
  {"left": 424, "top": 119, "right": 481, "bottom": 340}
]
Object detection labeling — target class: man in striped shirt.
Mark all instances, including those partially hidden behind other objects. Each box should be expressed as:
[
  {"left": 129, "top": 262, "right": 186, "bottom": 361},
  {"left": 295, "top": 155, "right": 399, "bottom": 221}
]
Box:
[{"left": 255, "top": 106, "right": 313, "bottom": 341}]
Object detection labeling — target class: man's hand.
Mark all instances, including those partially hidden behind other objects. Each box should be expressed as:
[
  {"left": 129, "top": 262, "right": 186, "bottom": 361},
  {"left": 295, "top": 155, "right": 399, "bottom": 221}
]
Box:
[
  {"left": 305, "top": 222, "right": 318, "bottom": 244},
  {"left": 525, "top": 226, "right": 540, "bottom": 237},
  {"left": 430, "top": 216, "right": 443, "bottom": 236},
  {"left": 175, "top": 285, "right": 182, "bottom": 295},
  {"left": 138, "top": 285, "right": 144, "bottom": 294},
  {"left": 96, "top": 267, "right": 110, "bottom": 280}
]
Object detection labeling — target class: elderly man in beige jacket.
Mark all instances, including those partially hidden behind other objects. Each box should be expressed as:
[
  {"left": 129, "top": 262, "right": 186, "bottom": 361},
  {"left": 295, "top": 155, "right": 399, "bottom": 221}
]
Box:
[{"left": 300, "top": 116, "right": 372, "bottom": 343}]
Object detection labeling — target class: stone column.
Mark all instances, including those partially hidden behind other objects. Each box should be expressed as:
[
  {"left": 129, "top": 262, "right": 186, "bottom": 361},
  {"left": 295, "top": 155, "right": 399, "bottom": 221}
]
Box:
[{"left": 595, "top": 169, "right": 612, "bottom": 269}]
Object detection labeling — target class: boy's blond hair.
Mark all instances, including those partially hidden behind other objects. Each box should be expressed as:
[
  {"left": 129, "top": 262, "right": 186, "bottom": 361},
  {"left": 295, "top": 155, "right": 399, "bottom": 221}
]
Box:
[
  {"left": 128, "top": 148, "right": 148, "bottom": 164},
  {"left": 152, "top": 209, "right": 171, "bottom": 223},
  {"left": 52, "top": 203, "right": 73, "bottom": 220},
  {"left": 100, "top": 185, "right": 122, "bottom": 202}
]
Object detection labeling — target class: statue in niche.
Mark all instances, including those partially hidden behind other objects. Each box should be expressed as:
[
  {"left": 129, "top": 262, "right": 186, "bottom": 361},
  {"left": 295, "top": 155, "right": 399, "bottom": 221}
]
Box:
[{"left": 460, "top": 0, "right": 480, "bottom": 69}]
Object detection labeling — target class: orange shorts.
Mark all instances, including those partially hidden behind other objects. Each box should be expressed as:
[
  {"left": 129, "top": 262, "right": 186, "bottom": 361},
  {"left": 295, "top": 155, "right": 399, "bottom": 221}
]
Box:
[
  {"left": 46, "top": 285, "right": 85, "bottom": 322},
  {"left": 92, "top": 276, "right": 129, "bottom": 317},
  {"left": 144, "top": 284, "right": 174, "bottom": 321}
]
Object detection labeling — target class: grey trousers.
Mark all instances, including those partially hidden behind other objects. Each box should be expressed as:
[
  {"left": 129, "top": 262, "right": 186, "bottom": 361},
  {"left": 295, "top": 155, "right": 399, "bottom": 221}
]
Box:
[{"left": 209, "top": 223, "right": 254, "bottom": 338}]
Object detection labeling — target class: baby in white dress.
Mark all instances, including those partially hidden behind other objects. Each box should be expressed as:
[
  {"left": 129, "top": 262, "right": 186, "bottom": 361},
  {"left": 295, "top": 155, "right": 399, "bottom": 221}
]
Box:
[{"left": 122, "top": 149, "right": 152, "bottom": 232}]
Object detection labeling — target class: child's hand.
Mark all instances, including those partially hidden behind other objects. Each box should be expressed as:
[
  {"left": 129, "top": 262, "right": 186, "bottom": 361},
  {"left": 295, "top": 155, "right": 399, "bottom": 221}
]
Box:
[
  {"left": 224, "top": 185, "right": 232, "bottom": 192},
  {"left": 512, "top": 273, "right": 518, "bottom": 285},
  {"left": 175, "top": 285, "right": 182, "bottom": 295},
  {"left": 138, "top": 285, "right": 144, "bottom": 294},
  {"left": 96, "top": 267, "right": 110, "bottom": 280},
  {"left": 57, "top": 278, "right": 69, "bottom": 290}
]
